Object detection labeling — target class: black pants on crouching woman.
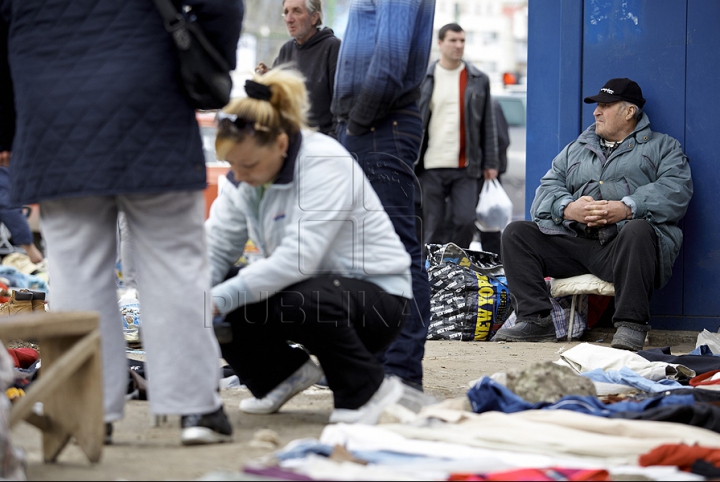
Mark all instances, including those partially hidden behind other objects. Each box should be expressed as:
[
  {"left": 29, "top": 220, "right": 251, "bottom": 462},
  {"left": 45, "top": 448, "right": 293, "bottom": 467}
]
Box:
[{"left": 218, "top": 274, "right": 408, "bottom": 409}]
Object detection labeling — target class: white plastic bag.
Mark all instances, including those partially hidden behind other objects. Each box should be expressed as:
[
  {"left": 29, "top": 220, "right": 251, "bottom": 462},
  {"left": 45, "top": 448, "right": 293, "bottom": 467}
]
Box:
[{"left": 475, "top": 179, "right": 513, "bottom": 232}]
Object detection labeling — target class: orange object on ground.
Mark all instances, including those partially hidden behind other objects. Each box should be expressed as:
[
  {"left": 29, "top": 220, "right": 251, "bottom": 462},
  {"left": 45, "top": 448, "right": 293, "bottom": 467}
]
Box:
[{"left": 639, "top": 443, "right": 720, "bottom": 471}]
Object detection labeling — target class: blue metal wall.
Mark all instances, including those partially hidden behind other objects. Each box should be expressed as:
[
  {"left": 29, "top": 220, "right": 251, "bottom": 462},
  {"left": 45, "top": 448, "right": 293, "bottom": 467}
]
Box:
[{"left": 527, "top": 0, "right": 720, "bottom": 330}]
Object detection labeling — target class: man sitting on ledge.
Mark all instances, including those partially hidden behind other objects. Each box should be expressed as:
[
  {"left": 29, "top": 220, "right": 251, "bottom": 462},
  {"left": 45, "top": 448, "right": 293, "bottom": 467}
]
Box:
[{"left": 496, "top": 78, "right": 693, "bottom": 351}]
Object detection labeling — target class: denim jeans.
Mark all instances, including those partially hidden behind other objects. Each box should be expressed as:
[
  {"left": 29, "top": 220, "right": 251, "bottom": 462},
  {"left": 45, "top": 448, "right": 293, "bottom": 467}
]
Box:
[{"left": 337, "top": 107, "right": 431, "bottom": 387}]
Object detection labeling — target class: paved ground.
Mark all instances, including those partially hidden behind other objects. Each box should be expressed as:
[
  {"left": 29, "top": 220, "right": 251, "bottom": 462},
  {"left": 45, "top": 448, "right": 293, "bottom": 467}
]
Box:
[{"left": 11, "top": 330, "right": 699, "bottom": 481}]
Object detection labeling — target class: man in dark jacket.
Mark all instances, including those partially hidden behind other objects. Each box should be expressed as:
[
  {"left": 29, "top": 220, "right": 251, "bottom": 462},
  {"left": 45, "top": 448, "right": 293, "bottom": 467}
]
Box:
[
  {"left": 0, "top": 0, "right": 243, "bottom": 445},
  {"left": 495, "top": 78, "right": 693, "bottom": 351},
  {"left": 416, "top": 23, "right": 499, "bottom": 252},
  {"left": 256, "top": 0, "right": 340, "bottom": 137}
]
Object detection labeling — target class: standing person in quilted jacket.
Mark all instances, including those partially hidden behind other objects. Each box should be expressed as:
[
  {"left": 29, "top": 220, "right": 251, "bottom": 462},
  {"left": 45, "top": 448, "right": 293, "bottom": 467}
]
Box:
[{"left": 0, "top": 0, "right": 244, "bottom": 445}]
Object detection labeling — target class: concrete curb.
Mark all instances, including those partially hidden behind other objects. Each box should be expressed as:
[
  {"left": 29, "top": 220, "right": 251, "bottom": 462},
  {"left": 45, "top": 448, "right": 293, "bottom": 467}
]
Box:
[{"left": 582, "top": 327, "right": 701, "bottom": 347}]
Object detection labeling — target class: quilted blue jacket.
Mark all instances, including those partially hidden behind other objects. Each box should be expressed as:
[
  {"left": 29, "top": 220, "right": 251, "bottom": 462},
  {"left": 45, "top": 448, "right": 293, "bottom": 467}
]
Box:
[{"left": 0, "top": 0, "right": 243, "bottom": 204}]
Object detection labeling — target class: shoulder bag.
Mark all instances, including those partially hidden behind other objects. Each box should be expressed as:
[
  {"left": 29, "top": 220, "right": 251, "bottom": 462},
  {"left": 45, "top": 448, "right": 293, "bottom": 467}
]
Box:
[{"left": 151, "top": 0, "right": 232, "bottom": 110}]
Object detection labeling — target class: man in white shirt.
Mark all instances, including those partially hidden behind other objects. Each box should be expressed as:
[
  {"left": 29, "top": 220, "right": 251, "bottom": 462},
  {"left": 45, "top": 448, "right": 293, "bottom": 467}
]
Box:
[{"left": 416, "top": 23, "right": 499, "bottom": 252}]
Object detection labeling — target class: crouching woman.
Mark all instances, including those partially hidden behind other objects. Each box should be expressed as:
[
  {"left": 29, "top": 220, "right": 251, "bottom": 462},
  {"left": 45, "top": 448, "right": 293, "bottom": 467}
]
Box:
[{"left": 206, "top": 68, "right": 412, "bottom": 424}]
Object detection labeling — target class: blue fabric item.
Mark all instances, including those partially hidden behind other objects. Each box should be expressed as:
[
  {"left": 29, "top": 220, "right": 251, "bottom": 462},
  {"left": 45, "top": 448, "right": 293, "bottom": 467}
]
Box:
[
  {"left": 273, "top": 439, "right": 450, "bottom": 465},
  {"left": 690, "top": 345, "right": 720, "bottom": 357},
  {"left": 337, "top": 108, "right": 430, "bottom": 386},
  {"left": 0, "top": 167, "right": 32, "bottom": 245},
  {"left": 0, "top": 0, "right": 244, "bottom": 204},
  {"left": 638, "top": 346, "right": 720, "bottom": 376},
  {"left": 581, "top": 366, "right": 685, "bottom": 392},
  {"left": 331, "top": 0, "right": 435, "bottom": 134},
  {"left": 467, "top": 376, "right": 695, "bottom": 417},
  {"left": 0, "top": 265, "right": 47, "bottom": 293},
  {"left": 274, "top": 441, "right": 334, "bottom": 461}
]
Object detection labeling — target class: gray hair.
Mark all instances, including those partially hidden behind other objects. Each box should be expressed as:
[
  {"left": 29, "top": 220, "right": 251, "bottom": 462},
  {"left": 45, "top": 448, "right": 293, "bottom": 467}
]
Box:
[
  {"left": 622, "top": 101, "right": 643, "bottom": 121},
  {"left": 306, "top": 0, "right": 323, "bottom": 27},
  {"left": 283, "top": 0, "right": 323, "bottom": 27}
]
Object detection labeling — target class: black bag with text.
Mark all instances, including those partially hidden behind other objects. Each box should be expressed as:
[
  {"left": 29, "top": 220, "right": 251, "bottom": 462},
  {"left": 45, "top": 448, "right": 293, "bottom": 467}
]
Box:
[{"left": 426, "top": 243, "right": 512, "bottom": 341}]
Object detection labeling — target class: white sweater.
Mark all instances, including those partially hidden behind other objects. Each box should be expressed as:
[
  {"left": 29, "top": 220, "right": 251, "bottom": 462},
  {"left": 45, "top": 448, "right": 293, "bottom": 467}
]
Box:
[
  {"left": 424, "top": 63, "right": 464, "bottom": 169},
  {"left": 205, "top": 131, "right": 412, "bottom": 315}
]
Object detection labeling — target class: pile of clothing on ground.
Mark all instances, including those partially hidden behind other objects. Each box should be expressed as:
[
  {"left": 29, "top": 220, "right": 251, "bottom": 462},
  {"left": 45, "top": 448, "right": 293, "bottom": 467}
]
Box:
[
  {"left": 0, "top": 252, "right": 49, "bottom": 317},
  {"left": 241, "top": 332, "right": 720, "bottom": 481}
]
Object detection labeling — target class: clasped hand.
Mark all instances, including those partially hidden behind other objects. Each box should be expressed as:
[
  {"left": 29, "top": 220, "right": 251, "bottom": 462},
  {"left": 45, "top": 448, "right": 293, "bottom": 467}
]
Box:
[{"left": 564, "top": 196, "right": 627, "bottom": 227}]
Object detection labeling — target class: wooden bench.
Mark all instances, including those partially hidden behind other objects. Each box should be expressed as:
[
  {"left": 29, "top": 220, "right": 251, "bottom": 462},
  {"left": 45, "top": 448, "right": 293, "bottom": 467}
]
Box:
[{"left": 0, "top": 311, "right": 103, "bottom": 463}]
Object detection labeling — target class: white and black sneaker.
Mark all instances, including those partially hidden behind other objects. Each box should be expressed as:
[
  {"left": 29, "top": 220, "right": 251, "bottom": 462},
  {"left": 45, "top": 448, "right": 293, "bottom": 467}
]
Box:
[
  {"left": 180, "top": 406, "right": 233, "bottom": 445},
  {"left": 239, "top": 359, "right": 323, "bottom": 414},
  {"left": 329, "top": 376, "right": 405, "bottom": 425}
]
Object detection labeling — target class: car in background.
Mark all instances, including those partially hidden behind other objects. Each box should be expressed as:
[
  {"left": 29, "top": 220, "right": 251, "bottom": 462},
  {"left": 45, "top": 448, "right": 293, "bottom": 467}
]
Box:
[{"left": 493, "top": 91, "right": 526, "bottom": 221}]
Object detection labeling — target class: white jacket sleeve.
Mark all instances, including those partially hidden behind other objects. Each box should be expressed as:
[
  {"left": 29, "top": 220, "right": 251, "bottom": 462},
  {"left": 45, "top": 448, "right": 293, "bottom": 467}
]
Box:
[
  {"left": 211, "top": 154, "right": 360, "bottom": 314},
  {"left": 205, "top": 182, "right": 249, "bottom": 288}
]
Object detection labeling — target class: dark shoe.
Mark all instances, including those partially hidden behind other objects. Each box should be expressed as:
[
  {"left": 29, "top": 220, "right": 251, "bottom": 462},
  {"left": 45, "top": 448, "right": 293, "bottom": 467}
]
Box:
[
  {"left": 104, "top": 422, "right": 113, "bottom": 445},
  {"left": 180, "top": 407, "right": 233, "bottom": 445},
  {"left": 493, "top": 314, "right": 556, "bottom": 342},
  {"left": 610, "top": 322, "right": 649, "bottom": 351}
]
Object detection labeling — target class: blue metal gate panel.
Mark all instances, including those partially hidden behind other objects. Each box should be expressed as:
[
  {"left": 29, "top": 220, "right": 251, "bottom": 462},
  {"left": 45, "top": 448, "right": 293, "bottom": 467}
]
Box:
[
  {"left": 682, "top": 0, "right": 720, "bottom": 318},
  {"left": 583, "top": 0, "right": 687, "bottom": 318},
  {"left": 526, "top": 0, "right": 582, "bottom": 220},
  {"left": 527, "top": 0, "right": 719, "bottom": 328}
]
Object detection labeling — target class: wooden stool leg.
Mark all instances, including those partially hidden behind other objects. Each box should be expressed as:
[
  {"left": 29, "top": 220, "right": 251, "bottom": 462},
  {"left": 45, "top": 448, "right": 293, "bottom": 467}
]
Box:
[
  {"left": 68, "top": 335, "right": 103, "bottom": 463},
  {"left": 40, "top": 333, "right": 104, "bottom": 463},
  {"left": 1, "top": 312, "right": 103, "bottom": 464}
]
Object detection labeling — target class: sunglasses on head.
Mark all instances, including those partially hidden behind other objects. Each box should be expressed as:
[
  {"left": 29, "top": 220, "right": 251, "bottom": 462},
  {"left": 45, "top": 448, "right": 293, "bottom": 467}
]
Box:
[{"left": 215, "top": 111, "right": 271, "bottom": 134}]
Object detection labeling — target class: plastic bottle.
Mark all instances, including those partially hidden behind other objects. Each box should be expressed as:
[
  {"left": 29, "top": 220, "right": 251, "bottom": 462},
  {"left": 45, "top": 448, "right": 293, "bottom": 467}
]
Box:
[{"left": 118, "top": 288, "right": 141, "bottom": 345}]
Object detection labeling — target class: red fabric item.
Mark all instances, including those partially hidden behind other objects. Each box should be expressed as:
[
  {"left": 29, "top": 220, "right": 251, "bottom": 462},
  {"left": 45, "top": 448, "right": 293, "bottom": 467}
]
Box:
[
  {"left": 587, "top": 294, "right": 612, "bottom": 329},
  {"left": 639, "top": 443, "right": 720, "bottom": 471},
  {"left": 6, "top": 347, "right": 38, "bottom": 369},
  {"left": 0, "top": 280, "right": 10, "bottom": 303},
  {"left": 689, "top": 369, "right": 720, "bottom": 387},
  {"left": 458, "top": 67, "right": 468, "bottom": 168}
]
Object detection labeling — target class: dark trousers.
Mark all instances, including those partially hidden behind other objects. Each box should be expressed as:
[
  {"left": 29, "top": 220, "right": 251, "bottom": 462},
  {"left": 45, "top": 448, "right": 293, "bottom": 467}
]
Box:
[
  {"left": 501, "top": 220, "right": 658, "bottom": 324},
  {"left": 419, "top": 168, "right": 477, "bottom": 250},
  {"left": 219, "top": 276, "right": 408, "bottom": 409},
  {"left": 337, "top": 107, "right": 431, "bottom": 387}
]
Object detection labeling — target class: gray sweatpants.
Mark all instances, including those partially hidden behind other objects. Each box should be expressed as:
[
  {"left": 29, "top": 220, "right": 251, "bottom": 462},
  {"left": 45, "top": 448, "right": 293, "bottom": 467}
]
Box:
[{"left": 40, "top": 191, "right": 221, "bottom": 421}]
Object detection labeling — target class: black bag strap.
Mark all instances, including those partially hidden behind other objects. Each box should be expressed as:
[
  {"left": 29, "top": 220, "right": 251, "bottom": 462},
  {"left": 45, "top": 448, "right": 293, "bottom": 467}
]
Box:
[
  {"left": 151, "top": 0, "right": 183, "bottom": 27},
  {"left": 150, "top": 0, "right": 230, "bottom": 69}
]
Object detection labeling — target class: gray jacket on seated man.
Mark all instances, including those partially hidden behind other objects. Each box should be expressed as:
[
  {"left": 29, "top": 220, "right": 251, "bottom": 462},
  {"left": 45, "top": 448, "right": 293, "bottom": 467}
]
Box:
[{"left": 496, "top": 78, "right": 693, "bottom": 351}]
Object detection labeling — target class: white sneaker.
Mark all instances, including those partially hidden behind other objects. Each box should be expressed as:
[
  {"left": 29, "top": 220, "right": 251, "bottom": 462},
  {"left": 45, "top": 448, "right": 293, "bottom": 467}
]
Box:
[
  {"left": 329, "top": 376, "right": 405, "bottom": 425},
  {"left": 239, "top": 360, "right": 323, "bottom": 414}
]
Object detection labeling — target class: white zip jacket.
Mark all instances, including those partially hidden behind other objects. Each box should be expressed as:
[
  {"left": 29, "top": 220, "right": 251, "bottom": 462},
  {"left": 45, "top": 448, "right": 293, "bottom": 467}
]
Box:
[{"left": 206, "top": 130, "right": 412, "bottom": 315}]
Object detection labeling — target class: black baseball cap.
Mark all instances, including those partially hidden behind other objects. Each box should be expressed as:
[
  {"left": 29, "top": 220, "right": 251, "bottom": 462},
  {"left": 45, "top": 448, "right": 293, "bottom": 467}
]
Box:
[{"left": 583, "top": 78, "right": 646, "bottom": 108}]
